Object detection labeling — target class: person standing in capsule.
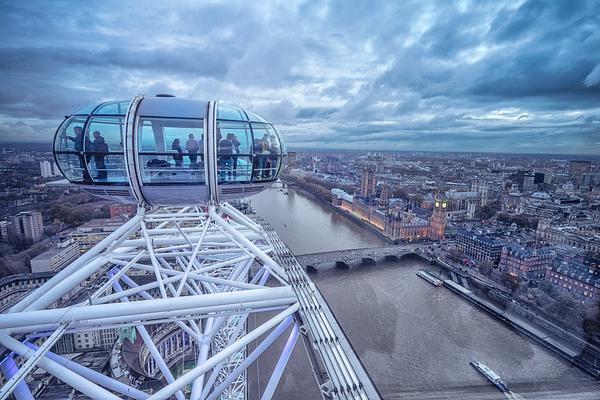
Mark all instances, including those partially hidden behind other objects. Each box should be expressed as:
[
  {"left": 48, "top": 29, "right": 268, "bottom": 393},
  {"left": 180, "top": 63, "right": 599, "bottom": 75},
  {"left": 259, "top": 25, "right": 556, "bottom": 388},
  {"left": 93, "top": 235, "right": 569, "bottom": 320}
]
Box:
[
  {"left": 171, "top": 138, "right": 183, "bottom": 167},
  {"left": 219, "top": 134, "right": 235, "bottom": 179},
  {"left": 186, "top": 133, "right": 199, "bottom": 164},
  {"left": 92, "top": 131, "right": 108, "bottom": 179},
  {"left": 65, "top": 126, "right": 92, "bottom": 181}
]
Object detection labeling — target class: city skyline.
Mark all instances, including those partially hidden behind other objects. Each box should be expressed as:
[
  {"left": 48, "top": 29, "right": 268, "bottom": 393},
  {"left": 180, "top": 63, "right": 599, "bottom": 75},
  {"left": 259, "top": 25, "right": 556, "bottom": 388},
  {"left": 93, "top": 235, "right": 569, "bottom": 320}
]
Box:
[{"left": 0, "top": 1, "right": 599, "bottom": 154}]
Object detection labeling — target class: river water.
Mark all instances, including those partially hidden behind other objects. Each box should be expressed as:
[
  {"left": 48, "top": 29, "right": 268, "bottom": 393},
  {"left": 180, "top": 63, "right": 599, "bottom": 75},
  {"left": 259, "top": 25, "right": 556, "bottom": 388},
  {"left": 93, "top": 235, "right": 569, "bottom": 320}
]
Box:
[{"left": 249, "top": 187, "right": 600, "bottom": 399}]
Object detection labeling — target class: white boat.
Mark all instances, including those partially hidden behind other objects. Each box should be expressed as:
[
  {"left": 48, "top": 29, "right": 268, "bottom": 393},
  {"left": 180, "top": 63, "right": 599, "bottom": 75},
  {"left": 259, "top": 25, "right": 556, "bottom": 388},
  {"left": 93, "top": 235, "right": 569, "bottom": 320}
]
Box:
[
  {"left": 470, "top": 360, "right": 509, "bottom": 392},
  {"left": 416, "top": 270, "right": 443, "bottom": 287}
]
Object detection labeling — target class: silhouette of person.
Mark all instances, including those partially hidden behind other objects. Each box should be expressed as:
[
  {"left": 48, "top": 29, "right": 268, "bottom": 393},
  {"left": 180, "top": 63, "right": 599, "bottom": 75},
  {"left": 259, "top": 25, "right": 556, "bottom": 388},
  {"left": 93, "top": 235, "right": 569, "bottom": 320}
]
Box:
[
  {"left": 231, "top": 134, "right": 241, "bottom": 177},
  {"left": 254, "top": 134, "right": 270, "bottom": 178},
  {"left": 267, "top": 134, "right": 279, "bottom": 178},
  {"left": 186, "top": 133, "right": 199, "bottom": 164},
  {"left": 171, "top": 138, "right": 183, "bottom": 167},
  {"left": 66, "top": 126, "right": 92, "bottom": 181},
  {"left": 92, "top": 132, "right": 109, "bottom": 179},
  {"left": 219, "top": 133, "right": 234, "bottom": 179}
]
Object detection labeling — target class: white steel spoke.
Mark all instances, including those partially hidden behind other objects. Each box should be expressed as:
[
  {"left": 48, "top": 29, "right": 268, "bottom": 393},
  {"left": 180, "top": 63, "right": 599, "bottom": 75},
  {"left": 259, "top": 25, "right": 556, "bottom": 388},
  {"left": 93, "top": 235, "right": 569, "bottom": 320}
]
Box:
[{"left": 0, "top": 203, "right": 335, "bottom": 400}]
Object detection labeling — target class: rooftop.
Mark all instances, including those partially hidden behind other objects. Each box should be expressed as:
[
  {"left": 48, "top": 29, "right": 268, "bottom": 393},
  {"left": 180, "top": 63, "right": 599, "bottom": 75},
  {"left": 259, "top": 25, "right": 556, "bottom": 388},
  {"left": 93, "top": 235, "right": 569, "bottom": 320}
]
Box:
[
  {"left": 503, "top": 243, "right": 554, "bottom": 259},
  {"left": 550, "top": 257, "right": 600, "bottom": 286}
]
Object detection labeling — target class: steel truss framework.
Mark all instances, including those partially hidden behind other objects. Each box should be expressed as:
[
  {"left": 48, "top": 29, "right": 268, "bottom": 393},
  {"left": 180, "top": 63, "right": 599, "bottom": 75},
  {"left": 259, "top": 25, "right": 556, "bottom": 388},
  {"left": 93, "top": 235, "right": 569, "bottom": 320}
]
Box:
[{"left": 0, "top": 204, "right": 301, "bottom": 400}]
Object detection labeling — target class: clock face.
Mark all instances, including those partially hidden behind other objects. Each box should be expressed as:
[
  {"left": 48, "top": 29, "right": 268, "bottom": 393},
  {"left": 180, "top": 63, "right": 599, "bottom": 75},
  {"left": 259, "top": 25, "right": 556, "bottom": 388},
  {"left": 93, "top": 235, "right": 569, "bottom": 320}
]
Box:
[
  {"left": 442, "top": 202, "right": 447, "bottom": 208},
  {"left": 435, "top": 201, "right": 440, "bottom": 208}
]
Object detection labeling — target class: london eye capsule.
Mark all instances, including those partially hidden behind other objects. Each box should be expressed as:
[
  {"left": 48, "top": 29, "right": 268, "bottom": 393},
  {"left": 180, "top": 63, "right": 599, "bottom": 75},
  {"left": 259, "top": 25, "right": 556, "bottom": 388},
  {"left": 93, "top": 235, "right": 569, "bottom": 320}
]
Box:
[{"left": 53, "top": 96, "right": 287, "bottom": 205}]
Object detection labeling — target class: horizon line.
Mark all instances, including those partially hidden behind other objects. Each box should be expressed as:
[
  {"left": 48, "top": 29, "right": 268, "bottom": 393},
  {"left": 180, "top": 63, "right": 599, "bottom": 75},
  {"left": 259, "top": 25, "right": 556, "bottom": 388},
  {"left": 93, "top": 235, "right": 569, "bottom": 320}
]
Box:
[{"left": 1, "top": 141, "right": 599, "bottom": 159}]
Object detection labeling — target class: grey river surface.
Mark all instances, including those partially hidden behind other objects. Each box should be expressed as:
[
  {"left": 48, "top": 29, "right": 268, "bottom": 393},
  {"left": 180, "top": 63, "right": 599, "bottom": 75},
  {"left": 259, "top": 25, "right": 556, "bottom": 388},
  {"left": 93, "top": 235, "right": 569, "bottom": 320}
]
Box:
[{"left": 248, "top": 187, "right": 600, "bottom": 399}]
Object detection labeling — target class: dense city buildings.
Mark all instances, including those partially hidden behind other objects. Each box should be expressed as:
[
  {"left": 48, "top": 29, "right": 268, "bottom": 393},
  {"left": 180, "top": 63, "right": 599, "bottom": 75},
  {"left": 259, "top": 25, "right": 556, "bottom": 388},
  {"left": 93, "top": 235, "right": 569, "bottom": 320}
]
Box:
[
  {"left": 332, "top": 188, "right": 448, "bottom": 242},
  {"left": 1, "top": 145, "right": 599, "bottom": 397},
  {"left": 444, "top": 190, "right": 480, "bottom": 220},
  {"left": 292, "top": 150, "right": 600, "bottom": 299},
  {"left": 537, "top": 219, "right": 600, "bottom": 254},
  {"left": 569, "top": 160, "right": 592, "bottom": 185}
]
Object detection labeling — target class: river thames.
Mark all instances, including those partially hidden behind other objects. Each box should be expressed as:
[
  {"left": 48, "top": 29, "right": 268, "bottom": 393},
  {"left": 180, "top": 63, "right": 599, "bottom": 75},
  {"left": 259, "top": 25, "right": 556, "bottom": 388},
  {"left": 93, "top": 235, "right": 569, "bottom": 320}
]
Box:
[{"left": 248, "top": 187, "right": 600, "bottom": 399}]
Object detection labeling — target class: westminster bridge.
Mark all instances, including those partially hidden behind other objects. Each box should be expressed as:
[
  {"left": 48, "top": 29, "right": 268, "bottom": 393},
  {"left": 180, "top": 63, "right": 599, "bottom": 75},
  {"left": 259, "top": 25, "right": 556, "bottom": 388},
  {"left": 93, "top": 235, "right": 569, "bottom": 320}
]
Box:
[{"left": 294, "top": 244, "right": 434, "bottom": 269}]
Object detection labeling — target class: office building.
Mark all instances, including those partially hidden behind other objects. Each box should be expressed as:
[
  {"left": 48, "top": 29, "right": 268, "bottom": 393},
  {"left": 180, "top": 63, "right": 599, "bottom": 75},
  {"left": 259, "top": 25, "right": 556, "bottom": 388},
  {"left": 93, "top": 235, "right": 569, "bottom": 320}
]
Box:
[
  {"left": 569, "top": 160, "right": 591, "bottom": 184},
  {"left": 0, "top": 221, "right": 8, "bottom": 242},
  {"left": 7, "top": 211, "right": 44, "bottom": 245},
  {"left": 40, "top": 161, "right": 53, "bottom": 178},
  {"left": 30, "top": 242, "right": 80, "bottom": 273},
  {"left": 545, "top": 254, "right": 600, "bottom": 304},
  {"left": 456, "top": 230, "right": 505, "bottom": 265},
  {"left": 499, "top": 244, "right": 554, "bottom": 283},
  {"left": 69, "top": 218, "right": 126, "bottom": 251},
  {"left": 109, "top": 203, "right": 137, "bottom": 218},
  {"left": 522, "top": 174, "right": 537, "bottom": 192}
]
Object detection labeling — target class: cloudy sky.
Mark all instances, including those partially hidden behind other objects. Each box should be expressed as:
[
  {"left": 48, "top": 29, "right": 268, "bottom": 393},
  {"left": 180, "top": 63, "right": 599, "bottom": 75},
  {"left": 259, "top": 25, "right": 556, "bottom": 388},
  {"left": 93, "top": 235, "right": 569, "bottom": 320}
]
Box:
[{"left": 0, "top": 0, "right": 599, "bottom": 154}]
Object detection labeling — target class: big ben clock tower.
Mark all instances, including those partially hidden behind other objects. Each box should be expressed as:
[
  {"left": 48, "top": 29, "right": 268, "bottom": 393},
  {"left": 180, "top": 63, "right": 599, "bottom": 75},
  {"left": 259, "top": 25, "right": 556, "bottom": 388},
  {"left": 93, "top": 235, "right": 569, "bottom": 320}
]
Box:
[{"left": 430, "top": 195, "right": 447, "bottom": 240}]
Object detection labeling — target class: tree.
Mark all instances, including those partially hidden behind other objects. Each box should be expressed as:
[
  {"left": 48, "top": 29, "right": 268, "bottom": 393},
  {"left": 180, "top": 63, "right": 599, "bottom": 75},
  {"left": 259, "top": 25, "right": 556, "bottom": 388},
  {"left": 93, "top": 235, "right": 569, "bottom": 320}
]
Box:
[
  {"left": 539, "top": 280, "right": 557, "bottom": 296},
  {"left": 582, "top": 301, "right": 600, "bottom": 341},
  {"left": 496, "top": 212, "right": 538, "bottom": 230},
  {"left": 479, "top": 261, "right": 494, "bottom": 277},
  {"left": 476, "top": 200, "right": 501, "bottom": 221},
  {"left": 447, "top": 247, "right": 463, "bottom": 262},
  {"left": 392, "top": 187, "right": 408, "bottom": 199},
  {"left": 411, "top": 194, "right": 424, "bottom": 207},
  {"left": 544, "top": 295, "right": 577, "bottom": 322},
  {"left": 500, "top": 272, "right": 519, "bottom": 292}
]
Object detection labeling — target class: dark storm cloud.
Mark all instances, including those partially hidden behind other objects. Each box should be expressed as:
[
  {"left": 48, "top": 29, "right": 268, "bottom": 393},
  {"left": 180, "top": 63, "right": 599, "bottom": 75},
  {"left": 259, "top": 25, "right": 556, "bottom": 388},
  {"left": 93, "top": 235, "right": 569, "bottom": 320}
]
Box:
[
  {"left": 0, "top": 0, "right": 599, "bottom": 154},
  {"left": 0, "top": 46, "right": 229, "bottom": 77}
]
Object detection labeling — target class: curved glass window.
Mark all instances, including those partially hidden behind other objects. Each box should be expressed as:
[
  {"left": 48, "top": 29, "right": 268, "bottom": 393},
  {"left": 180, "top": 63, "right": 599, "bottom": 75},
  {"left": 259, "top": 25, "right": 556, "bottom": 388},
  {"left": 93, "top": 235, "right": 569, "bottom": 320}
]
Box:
[
  {"left": 85, "top": 117, "right": 127, "bottom": 184},
  {"left": 217, "top": 121, "right": 252, "bottom": 183},
  {"left": 276, "top": 126, "right": 287, "bottom": 153},
  {"left": 73, "top": 104, "right": 98, "bottom": 115},
  {"left": 56, "top": 153, "right": 86, "bottom": 182},
  {"left": 93, "top": 101, "right": 129, "bottom": 115},
  {"left": 54, "top": 116, "right": 90, "bottom": 182},
  {"left": 138, "top": 117, "right": 204, "bottom": 184},
  {"left": 246, "top": 110, "right": 268, "bottom": 123},
  {"left": 86, "top": 117, "right": 124, "bottom": 152},
  {"left": 217, "top": 121, "right": 252, "bottom": 154},
  {"left": 251, "top": 123, "right": 282, "bottom": 182},
  {"left": 54, "top": 117, "right": 88, "bottom": 153},
  {"left": 217, "top": 105, "right": 246, "bottom": 121}
]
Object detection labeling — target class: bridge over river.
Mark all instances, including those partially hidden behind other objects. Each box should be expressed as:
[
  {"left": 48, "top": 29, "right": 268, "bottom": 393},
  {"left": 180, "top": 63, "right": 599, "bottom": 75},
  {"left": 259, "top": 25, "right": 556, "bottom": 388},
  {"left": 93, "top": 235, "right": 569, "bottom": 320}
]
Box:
[{"left": 295, "top": 244, "right": 435, "bottom": 268}]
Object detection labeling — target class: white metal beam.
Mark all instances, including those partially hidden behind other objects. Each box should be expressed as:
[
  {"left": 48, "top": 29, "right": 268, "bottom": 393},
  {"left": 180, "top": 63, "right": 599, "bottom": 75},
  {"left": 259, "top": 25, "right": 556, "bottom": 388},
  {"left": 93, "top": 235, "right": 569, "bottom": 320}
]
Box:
[
  {"left": 0, "top": 287, "right": 295, "bottom": 331},
  {"left": 0, "top": 334, "right": 121, "bottom": 400},
  {"left": 147, "top": 303, "right": 299, "bottom": 400}
]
